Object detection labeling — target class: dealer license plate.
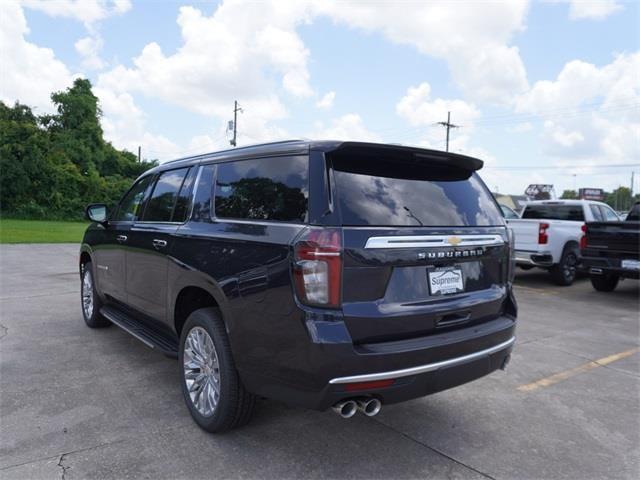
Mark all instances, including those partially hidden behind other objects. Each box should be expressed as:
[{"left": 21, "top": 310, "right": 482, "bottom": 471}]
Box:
[
  {"left": 621, "top": 259, "right": 640, "bottom": 271},
  {"left": 428, "top": 267, "right": 464, "bottom": 295}
]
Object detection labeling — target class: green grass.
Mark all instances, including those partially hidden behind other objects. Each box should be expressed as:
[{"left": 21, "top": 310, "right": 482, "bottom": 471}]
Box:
[{"left": 0, "top": 219, "right": 89, "bottom": 244}]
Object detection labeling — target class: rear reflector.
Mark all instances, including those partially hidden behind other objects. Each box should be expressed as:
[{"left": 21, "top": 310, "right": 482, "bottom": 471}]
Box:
[{"left": 344, "top": 379, "right": 395, "bottom": 392}]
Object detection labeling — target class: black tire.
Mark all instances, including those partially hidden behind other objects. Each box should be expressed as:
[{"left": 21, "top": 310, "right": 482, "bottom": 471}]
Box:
[
  {"left": 179, "top": 307, "right": 255, "bottom": 433},
  {"left": 590, "top": 273, "right": 620, "bottom": 292},
  {"left": 519, "top": 265, "right": 534, "bottom": 271},
  {"left": 550, "top": 245, "right": 579, "bottom": 286},
  {"left": 81, "top": 262, "right": 110, "bottom": 328}
]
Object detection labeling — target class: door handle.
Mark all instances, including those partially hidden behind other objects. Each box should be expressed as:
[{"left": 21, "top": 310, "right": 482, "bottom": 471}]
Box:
[
  {"left": 116, "top": 235, "right": 128, "bottom": 243},
  {"left": 152, "top": 239, "right": 168, "bottom": 249}
]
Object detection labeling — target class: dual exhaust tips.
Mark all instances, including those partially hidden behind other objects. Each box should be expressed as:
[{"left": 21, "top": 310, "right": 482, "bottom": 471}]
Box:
[{"left": 332, "top": 398, "right": 382, "bottom": 418}]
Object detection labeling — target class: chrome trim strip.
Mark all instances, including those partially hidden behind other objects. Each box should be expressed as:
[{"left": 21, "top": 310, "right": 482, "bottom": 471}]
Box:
[
  {"left": 364, "top": 234, "right": 504, "bottom": 249},
  {"left": 328, "top": 336, "right": 516, "bottom": 384}
]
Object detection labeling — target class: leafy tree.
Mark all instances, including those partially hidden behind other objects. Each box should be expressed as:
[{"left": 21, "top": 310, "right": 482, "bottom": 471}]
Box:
[
  {"left": 0, "top": 79, "right": 157, "bottom": 220},
  {"left": 560, "top": 189, "right": 578, "bottom": 199}
]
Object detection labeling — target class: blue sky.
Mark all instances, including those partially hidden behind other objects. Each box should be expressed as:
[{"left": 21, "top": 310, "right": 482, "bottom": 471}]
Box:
[{"left": 2, "top": 0, "right": 639, "bottom": 195}]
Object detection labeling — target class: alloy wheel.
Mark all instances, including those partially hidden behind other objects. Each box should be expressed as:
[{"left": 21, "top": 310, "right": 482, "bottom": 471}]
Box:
[
  {"left": 183, "top": 326, "right": 221, "bottom": 417},
  {"left": 82, "top": 270, "right": 94, "bottom": 319}
]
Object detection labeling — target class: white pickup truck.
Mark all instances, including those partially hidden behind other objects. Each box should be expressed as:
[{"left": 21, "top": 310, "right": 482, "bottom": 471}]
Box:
[{"left": 506, "top": 200, "right": 620, "bottom": 285}]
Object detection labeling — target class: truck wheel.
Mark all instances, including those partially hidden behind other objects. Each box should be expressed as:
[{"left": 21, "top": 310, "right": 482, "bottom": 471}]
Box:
[
  {"left": 550, "top": 245, "right": 579, "bottom": 286},
  {"left": 590, "top": 273, "right": 619, "bottom": 292},
  {"left": 179, "top": 308, "right": 255, "bottom": 433},
  {"left": 81, "top": 262, "right": 110, "bottom": 328}
]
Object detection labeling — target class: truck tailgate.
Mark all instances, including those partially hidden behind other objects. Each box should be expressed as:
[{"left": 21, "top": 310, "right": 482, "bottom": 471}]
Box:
[{"left": 506, "top": 219, "right": 539, "bottom": 251}]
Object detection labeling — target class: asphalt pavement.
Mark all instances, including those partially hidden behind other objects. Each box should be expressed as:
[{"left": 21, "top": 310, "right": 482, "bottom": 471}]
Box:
[{"left": 1, "top": 244, "right": 638, "bottom": 479}]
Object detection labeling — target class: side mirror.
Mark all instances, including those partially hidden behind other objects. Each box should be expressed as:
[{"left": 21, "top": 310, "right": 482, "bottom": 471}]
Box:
[{"left": 86, "top": 204, "right": 108, "bottom": 225}]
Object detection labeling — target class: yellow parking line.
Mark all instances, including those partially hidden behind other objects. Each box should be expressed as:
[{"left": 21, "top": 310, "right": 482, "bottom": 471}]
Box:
[{"left": 517, "top": 347, "right": 640, "bottom": 393}]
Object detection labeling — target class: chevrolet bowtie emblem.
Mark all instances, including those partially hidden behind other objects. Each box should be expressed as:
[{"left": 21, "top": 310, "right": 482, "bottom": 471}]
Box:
[{"left": 447, "top": 236, "right": 462, "bottom": 246}]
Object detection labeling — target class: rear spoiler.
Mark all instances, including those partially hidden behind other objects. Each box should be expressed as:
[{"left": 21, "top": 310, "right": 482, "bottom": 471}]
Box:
[{"left": 323, "top": 141, "right": 484, "bottom": 171}]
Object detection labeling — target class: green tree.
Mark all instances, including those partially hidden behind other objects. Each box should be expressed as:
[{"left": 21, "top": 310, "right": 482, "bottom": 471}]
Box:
[
  {"left": 0, "top": 78, "right": 158, "bottom": 220},
  {"left": 560, "top": 189, "right": 578, "bottom": 199},
  {"left": 605, "top": 187, "right": 633, "bottom": 211}
]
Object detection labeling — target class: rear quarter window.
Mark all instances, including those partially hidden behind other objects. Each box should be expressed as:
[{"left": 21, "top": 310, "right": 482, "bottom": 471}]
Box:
[
  {"left": 331, "top": 157, "right": 502, "bottom": 227},
  {"left": 214, "top": 156, "right": 308, "bottom": 223}
]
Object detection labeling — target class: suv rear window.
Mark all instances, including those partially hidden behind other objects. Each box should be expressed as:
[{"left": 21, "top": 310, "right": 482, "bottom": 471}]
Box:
[
  {"left": 331, "top": 157, "right": 502, "bottom": 226},
  {"left": 522, "top": 204, "right": 585, "bottom": 221}
]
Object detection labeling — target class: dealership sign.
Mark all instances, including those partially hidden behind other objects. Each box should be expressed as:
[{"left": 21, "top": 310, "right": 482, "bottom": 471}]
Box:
[{"left": 579, "top": 188, "right": 605, "bottom": 201}]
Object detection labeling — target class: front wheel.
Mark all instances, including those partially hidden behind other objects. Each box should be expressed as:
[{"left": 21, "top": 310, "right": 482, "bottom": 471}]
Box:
[
  {"left": 81, "top": 262, "right": 110, "bottom": 328},
  {"left": 550, "top": 246, "right": 579, "bottom": 286},
  {"left": 179, "top": 308, "right": 255, "bottom": 433},
  {"left": 590, "top": 273, "right": 619, "bottom": 292}
]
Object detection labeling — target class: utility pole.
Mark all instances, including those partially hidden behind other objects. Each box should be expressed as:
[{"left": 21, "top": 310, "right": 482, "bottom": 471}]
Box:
[
  {"left": 137, "top": 146, "right": 141, "bottom": 162},
  {"left": 230, "top": 100, "right": 242, "bottom": 147},
  {"left": 437, "top": 111, "right": 460, "bottom": 152}
]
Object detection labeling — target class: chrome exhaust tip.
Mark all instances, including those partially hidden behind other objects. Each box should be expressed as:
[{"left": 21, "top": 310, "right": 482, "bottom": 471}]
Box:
[
  {"left": 357, "top": 397, "right": 382, "bottom": 417},
  {"left": 332, "top": 400, "right": 357, "bottom": 418}
]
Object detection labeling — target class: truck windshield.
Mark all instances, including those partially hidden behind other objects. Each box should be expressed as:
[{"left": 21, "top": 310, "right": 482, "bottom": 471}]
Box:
[
  {"left": 522, "top": 204, "right": 585, "bottom": 221},
  {"left": 331, "top": 156, "right": 502, "bottom": 227}
]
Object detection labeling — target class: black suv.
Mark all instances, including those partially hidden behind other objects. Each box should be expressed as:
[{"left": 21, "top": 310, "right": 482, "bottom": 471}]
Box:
[{"left": 80, "top": 140, "right": 517, "bottom": 432}]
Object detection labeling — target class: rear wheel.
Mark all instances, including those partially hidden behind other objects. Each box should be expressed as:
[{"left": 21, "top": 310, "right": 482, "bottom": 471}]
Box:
[
  {"left": 519, "top": 265, "right": 534, "bottom": 271},
  {"left": 550, "top": 245, "right": 579, "bottom": 286},
  {"left": 590, "top": 273, "right": 619, "bottom": 292},
  {"left": 179, "top": 308, "right": 255, "bottom": 433},
  {"left": 81, "top": 262, "right": 110, "bottom": 328}
]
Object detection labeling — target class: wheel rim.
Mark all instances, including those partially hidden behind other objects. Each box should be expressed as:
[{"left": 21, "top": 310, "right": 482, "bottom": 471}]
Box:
[
  {"left": 82, "top": 270, "right": 94, "bottom": 319},
  {"left": 183, "top": 327, "right": 221, "bottom": 417},
  {"left": 564, "top": 253, "right": 577, "bottom": 280}
]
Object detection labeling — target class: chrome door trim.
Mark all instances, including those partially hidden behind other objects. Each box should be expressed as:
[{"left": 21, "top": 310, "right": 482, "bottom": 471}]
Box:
[
  {"left": 364, "top": 234, "right": 504, "bottom": 249},
  {"left": 329, "top": 337, "right": 515, "bottom": 384}
]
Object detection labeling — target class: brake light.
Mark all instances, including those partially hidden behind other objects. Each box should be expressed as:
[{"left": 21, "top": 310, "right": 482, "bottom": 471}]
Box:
[
  {"left": 538, "top": 222, "right": 549, "bottom": 244},
  {"left": 580, "top": 224, "right": 587, "bottom": 250},
  {"left": 293, "top": 228, "right": 342, "bottom": 308}
]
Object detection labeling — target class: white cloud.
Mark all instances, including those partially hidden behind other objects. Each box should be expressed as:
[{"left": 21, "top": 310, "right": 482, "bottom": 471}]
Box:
[
  {"left": 315, "top": 0, "right": 530, "bottom": 104},
  {"left": 22, "top": 0, "right": 131, "bottom": 25},
  {"left": 550, "top": 0, "right": 623, "bottom": 20},
  {"left": 310, "top": 114, "right": 379, "bottom": 142},
  {"left": 0, "top": 1, "right": 76, "bottom": 113},
  {"left": 516, "top": 52, "right": 639, "bottom": 162},
  {"left": 98, "top": 1, "right": 314, "bottom": 130},
  {"left": 316, "top": 91, "right": 335, "bottom": 109},
  {"left": 75, "top": 35, "right": 105, "bottom": 70}
]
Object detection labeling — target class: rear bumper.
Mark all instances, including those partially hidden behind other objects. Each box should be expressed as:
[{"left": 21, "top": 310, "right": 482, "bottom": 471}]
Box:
[
  {"left": 239, "top": 313, "right": 516, "bottom": 411},
  {"left": 515, "top": 250, "right": 554, "bottom": 267},
  {"left": 582, "top": 255, "right": 640, "bottom": 279}
]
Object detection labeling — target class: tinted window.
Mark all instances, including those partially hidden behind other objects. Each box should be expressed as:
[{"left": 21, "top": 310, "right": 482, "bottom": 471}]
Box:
[
  {"left": 522, "top": 204, "right": 585, "bottom": 221},
  {"left": 115, "top": 176, "right": 153, "bottom": 222},
  {"left": 332, "top": 157, "right": 502, "bottom": 226},
  {"left": 143, "top": 168, "right": 189, "bottom": 222},
  {"left": 214, "top": 156, "right": 308, "bottom": 222},
  {"left": 172, "top": 167, "right": 197, "bottom": 223},
  {"left": 599, "top": 205, "right": 619, "bottom": 222},
  {"left": 590, "top": 205, "right": 604, "bottom": 221},
  {"left": 627, "top": 204, "right": 640, "bottom": 221}
]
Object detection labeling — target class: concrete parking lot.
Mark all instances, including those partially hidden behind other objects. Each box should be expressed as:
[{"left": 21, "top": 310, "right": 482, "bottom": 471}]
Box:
[{"left": 1, "top": 244, "right": 638, "bottom": 480}]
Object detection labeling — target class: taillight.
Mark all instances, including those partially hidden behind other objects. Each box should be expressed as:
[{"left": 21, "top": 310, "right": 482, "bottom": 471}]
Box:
[
  {"left": 538, "top": 222, "right": 549, "bottom": 244},
  {"left": 293, "top": 228, "right": 342, "bottom": 308},
  {"left": 580, "top": 224, "right": 588, "bottom": 250}
]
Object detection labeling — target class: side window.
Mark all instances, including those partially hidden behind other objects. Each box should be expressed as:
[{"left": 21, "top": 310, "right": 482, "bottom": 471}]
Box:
[
  {"left": 590, "top": 205, "right": 604, "bottom": 221},
  {"left": 114, "top": 176, "right": 153, "bottom": 222},
  {"left": 143, "top": 168, "right": 189, "bottom": 222},
  {"left": 600, "top": 205, "right": 619, "bottom": 221},
  {"left": 172, "top": 167, "right": 198, "bottom": 223},
  {"left": 214, "top": 156, "right": 308, "bottom": 222}
]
